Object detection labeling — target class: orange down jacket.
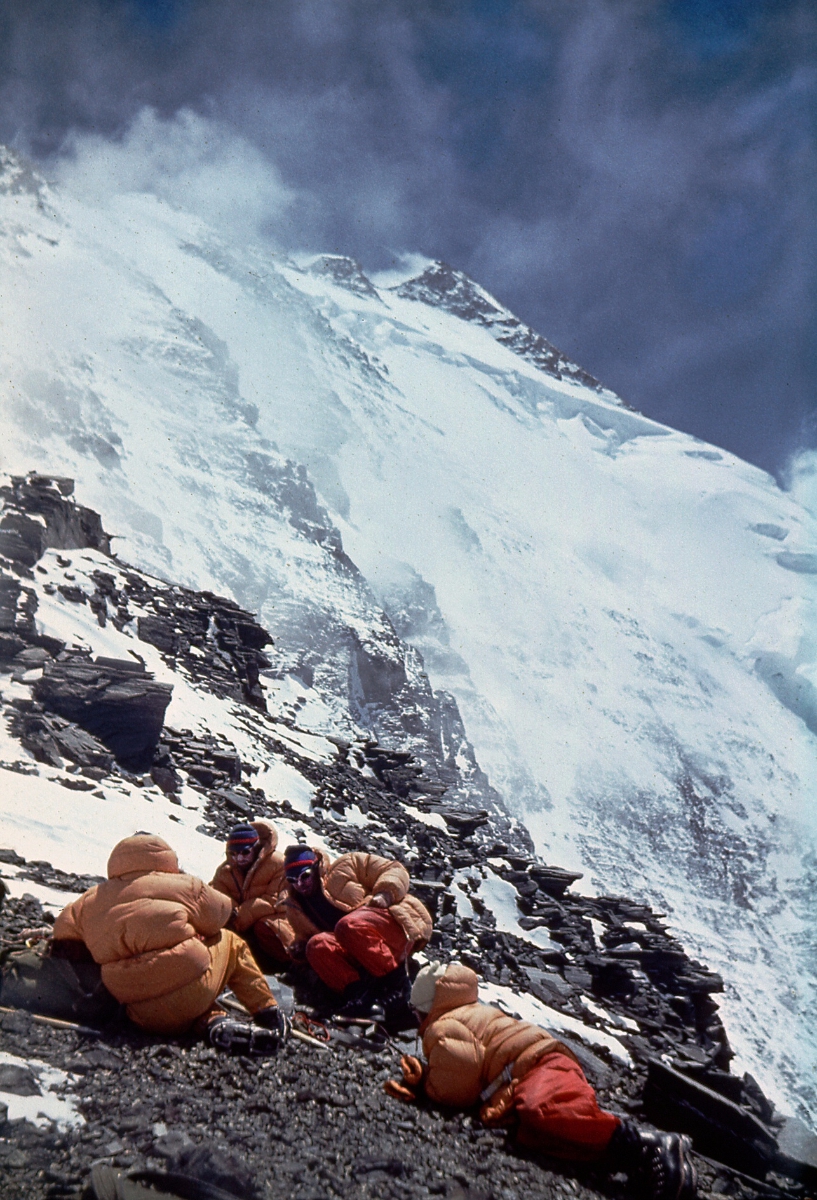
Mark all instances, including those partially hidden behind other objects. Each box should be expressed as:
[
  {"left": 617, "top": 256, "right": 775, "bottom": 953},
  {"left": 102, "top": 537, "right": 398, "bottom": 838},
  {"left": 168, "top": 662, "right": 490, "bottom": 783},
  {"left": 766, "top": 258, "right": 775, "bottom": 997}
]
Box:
[
  {"left": 277, "top": 851, "right": 432, "bottom": 949},
  {"left": 210, "top": 821, "right": 287, "bottom": 934},
  {"left": 419, "top": 964, "right": 574, "bottom": 1114},
  {"left": 52, "top": 834, "right": 233, "bottom": 1005}
]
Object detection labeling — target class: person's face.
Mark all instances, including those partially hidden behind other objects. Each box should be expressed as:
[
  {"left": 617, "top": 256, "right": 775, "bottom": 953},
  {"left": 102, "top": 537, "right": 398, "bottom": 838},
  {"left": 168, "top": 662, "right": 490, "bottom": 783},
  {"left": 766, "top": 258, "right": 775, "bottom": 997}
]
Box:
[
  {"left": 228, "top": 843, "right": 259, "bottom": 871},
  {"left": 288, "top": 865, "right": 318, "bottom": 896}
]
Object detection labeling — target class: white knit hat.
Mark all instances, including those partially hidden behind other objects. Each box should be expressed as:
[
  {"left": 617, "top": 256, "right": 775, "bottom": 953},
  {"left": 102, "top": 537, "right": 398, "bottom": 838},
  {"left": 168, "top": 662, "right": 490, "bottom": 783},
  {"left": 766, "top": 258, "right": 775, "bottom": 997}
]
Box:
[{"left": 410, "top": 961, "right": 448, "bottom": 1013}]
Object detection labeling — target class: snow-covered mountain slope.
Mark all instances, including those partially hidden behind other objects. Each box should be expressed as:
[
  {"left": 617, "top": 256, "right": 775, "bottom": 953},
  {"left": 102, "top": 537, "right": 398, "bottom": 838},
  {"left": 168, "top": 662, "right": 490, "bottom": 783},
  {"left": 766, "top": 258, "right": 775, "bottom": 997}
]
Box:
[{"left": 0, "top": 147, "right": 814, "bottom": 1121}]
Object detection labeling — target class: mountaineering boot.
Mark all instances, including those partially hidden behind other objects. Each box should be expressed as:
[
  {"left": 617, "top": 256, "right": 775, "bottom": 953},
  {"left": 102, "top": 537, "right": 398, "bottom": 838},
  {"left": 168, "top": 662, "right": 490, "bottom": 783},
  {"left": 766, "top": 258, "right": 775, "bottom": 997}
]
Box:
[
  {"left": 377, "top": 962, "right": 414, "bottom": 1028},
  {"left": 206, "top": 1016, "right": 252, "bottom": 1053},
  {"left": 205, "top": 1015, "right": 280, "bottom": 1056},
  {"left": 335, "top": 976, "right": 385, "bottom": 1021},
  {"left": 637, "top": 1132, "right": 697, "bottom": 1200},
  {"left": 606, "top": 1121, "right": 697, "bottom": 1200}
]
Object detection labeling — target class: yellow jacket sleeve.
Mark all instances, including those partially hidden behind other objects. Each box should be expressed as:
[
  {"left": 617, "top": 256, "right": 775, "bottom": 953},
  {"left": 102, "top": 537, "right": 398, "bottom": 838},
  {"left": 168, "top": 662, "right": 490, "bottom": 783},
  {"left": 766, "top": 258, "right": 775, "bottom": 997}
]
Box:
[
  {"left": 356, "top": 853, "right": 410, "bottom": 903},
  {"left": 52, "top": 891, "right": 90, "bottom": 942},
  {"left": 423, "top": 1017, "right": 485, "bottom": 1108},
  {"left": 187, "top": 879, "right": 233, "bottom": 936}
]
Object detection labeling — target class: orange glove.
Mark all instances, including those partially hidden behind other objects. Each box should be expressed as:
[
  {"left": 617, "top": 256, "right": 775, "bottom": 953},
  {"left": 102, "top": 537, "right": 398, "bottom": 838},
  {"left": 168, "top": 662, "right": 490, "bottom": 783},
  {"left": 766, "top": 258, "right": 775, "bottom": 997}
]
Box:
[
  {"left": 401, "top": 1055, "right": 424, "bottom": 1085},
  {"left": 479, "top": 1079, "right": 518, "bottom": 1126},
  {"left": 384, "top": 1054, "right": 426, "bottom": 1102}
]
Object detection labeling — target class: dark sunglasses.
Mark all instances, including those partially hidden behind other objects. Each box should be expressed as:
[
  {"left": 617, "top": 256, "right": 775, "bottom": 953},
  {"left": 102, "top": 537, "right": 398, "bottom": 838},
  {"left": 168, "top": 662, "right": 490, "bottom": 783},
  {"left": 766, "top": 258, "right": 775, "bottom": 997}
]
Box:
[{"left": 286, "top": 864, "right": 315, "bottom": 880}]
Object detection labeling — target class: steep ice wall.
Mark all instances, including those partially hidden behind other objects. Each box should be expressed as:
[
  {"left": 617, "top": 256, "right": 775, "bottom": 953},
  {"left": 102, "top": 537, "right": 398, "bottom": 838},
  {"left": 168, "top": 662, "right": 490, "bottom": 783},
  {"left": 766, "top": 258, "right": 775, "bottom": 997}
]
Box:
[{"left": 0, "top": 148, "right": 814, "bottom": 1119}]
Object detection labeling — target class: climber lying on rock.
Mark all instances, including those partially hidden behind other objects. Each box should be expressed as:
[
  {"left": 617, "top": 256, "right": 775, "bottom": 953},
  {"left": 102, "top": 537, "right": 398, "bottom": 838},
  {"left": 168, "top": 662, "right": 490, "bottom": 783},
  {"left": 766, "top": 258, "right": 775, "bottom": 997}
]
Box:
[
  {"left": 386, "top": 962, "right": 697, "bottom": 1200},
  {"left": 278, "top": 843, "right": 432, "bottom": 1022},
  {"left": 210, "top": 821, "right": 292, "bottom": 963},
  {"left": 51, "top": 833, "right": 288, "bottom": 1055}
]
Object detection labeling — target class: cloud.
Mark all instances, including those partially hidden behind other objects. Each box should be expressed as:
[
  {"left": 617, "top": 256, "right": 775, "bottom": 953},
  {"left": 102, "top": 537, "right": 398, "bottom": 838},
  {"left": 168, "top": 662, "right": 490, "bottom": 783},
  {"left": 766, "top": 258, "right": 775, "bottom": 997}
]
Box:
[
  {"left": 54, "top": 108, "right": 296, "bottom": 243},
  {"left": 787, "top": 451, "right": 817, "bottom": 518},
  {"left": 0, "top": 0, "right": 813, "bottom": 477}
]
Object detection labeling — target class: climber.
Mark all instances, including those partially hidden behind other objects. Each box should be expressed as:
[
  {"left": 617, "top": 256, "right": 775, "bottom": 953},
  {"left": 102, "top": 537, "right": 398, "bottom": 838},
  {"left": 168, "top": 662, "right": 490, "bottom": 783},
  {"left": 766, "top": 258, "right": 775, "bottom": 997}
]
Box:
[
  {"left": 279, "top": 843, "right": 432, "bottom": 1021},
  {"left": 210, "top": 822, "right": 292, "bottom": 963},
  {"left": 51, "top": 833, "right": 289, "bottom": 1055},
  {"left": 385, "top": 962, "right": 697, "bottom": 1200}
]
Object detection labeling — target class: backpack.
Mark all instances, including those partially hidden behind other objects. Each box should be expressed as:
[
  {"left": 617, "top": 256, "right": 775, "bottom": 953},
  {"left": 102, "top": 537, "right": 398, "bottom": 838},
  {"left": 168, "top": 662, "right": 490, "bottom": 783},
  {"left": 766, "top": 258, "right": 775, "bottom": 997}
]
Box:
[{"left": 0, "top": 937, "right": 118, "bottom": 1026}]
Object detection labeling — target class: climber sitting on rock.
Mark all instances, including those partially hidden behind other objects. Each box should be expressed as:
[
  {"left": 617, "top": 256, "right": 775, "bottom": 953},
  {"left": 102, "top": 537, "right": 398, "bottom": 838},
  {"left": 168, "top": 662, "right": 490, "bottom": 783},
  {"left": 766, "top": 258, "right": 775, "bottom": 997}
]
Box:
[
  {"left": 279, "top": 843, "right": 432, "bottom": 1022},
  {"left": 51, "top": 833, "right": 288, "bottom": 1055},
  {"left": 386, "top": 962, "right": 697, "bottom": 1200},
  {"left": 210, "top": 822, "right": 291, "bottom": 964}
]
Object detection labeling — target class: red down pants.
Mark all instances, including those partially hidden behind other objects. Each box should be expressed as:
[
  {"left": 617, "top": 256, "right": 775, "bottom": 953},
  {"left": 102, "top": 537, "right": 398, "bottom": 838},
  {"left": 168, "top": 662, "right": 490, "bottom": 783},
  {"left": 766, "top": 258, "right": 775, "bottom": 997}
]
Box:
[
  {"left": 306, "top": 907, "right": 410, "bottom": 991},
  {"left": 513, "top": 1052, "right": 620, "bottom": 1161}
]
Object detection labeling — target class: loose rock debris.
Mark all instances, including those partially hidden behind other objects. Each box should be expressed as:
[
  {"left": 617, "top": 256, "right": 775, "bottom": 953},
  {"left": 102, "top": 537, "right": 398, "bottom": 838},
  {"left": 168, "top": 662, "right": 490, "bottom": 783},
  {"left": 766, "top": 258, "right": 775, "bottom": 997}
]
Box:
[{"left": 0, "top": 475, "right": 813, "bottom": 1200}]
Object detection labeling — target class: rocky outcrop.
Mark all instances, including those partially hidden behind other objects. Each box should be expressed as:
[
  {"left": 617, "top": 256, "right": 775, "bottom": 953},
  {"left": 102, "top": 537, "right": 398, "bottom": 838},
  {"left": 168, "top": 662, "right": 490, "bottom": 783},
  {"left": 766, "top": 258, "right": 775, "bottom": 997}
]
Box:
[
  {"left": 0, "top": 474, "right": 276, "bottom": 770},
  {"left": 128, "top": 574, "right": 272, "bottom": 713},
  {"left": 395, "top": 262, "right": 610, "bottom": 395},
  {"left": 31, "top": 654, "right": 172, "bottom": 771},
  {"left": 0, "top": 475, "right": 110, "bottom": 571},
  {"left": 10, "top": 707, "right": 114, "bottom": 772},
  {"left": 308, "top": 255, "right": 382, "bottom": 300}
]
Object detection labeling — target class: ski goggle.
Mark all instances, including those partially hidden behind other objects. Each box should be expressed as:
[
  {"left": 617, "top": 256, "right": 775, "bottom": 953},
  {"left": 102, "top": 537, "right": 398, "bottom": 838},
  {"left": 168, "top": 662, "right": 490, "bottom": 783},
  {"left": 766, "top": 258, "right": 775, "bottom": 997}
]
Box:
[
  {"left": 286, "top": 861, "right": 317, "bottom": 882},
  {"left": 228, "top": 843, "right": 258, "bottom": 859}
]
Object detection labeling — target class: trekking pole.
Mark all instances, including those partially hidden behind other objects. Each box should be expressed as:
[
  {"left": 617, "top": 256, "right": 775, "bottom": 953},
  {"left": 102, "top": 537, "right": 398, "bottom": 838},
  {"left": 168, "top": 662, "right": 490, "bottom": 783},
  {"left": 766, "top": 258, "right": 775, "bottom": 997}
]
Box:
[{"left": 0, "top": 1004, "right": 101, "bottom": 1038}]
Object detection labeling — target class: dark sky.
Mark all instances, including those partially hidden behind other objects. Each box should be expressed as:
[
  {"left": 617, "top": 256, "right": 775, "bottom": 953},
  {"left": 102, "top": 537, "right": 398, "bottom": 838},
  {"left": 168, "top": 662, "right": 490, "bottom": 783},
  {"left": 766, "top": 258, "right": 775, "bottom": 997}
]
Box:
[{"left": 1, "top": 0, "right": 814, "bottom": 480}]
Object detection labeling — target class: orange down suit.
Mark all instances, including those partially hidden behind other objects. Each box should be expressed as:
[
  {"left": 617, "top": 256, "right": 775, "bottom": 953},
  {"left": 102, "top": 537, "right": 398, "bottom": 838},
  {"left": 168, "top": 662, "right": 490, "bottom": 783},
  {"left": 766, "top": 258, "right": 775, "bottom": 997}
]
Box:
[
  {"left": 419, "top": 964, "right": 619, "bottom": 1159},
  {"left": 52, "top": 834, "right": 274, "bottom": 1033},
  {"left": 275, "top": 850, "right": 433, "bottom": 948},
  {"left": 210, "top": 821, "right": 291, "bottom": 959}
]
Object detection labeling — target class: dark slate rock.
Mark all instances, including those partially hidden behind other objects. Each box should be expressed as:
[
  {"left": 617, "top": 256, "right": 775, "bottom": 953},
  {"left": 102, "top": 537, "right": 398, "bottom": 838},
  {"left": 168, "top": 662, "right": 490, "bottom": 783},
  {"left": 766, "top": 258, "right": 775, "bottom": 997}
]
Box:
[
  {"left": 679, "top": 1068, "right": 745, "bottom": 1103},
  {"left": 522, "top": 967, "right": 575, "bottom": 1008},
  {"left": 186, "top": 764, "right": 222, "bottom": 788},
  {"left": 0, "top": 1063, "right": 39, "bottom": 1096},
  {"left": 527, "top": 865, "right": 584, "bottom": 897},
  {"left": 12, "top": 709, "right": 115, "bottom": 770},
  {"left": 212, "top": 789, "right": 253, "bottom": 816},
  {"left": 32, "top": 656, "right": 172, "bottom": 769},
  {"left": 0, "top": 574, "right": 23, "bottom": 633},
  {"left": 56, "top": 583, "right": 86, "bottom": 604},
  {"left": 94, "top": 656, "right": 146, "bottom": 674},
  {"left": 643, "top": 1058, "right": 777, "bottom": 1178},
  {"left": 563, "top": 965, "right": 593, "bottom": 991},
  {"left": 431, "top": 807, "right": 489, "bottom": 835},
  {"left": 0, "top": 512, "right": 47, "bottom": 567},
  {"left": 0, "top": 474, "right": 111, "bottom": 556},
  {"left": 673, "top": 968, "right": 725, "bottom": 994},
  {"left": 137, "top": 615, "right": 181, "bottom": 655},
  {"left": 0, "top": 631, "right": 26, "bottom": 659},
  {"left": 150, "top": 765, "right": 182, "bottom": 794},
  {"left": 58, "top": 776, "right": 96, "bottom": 791},
  {"left": 14, "top": 647, "right": 50, "bottom": 666}
]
